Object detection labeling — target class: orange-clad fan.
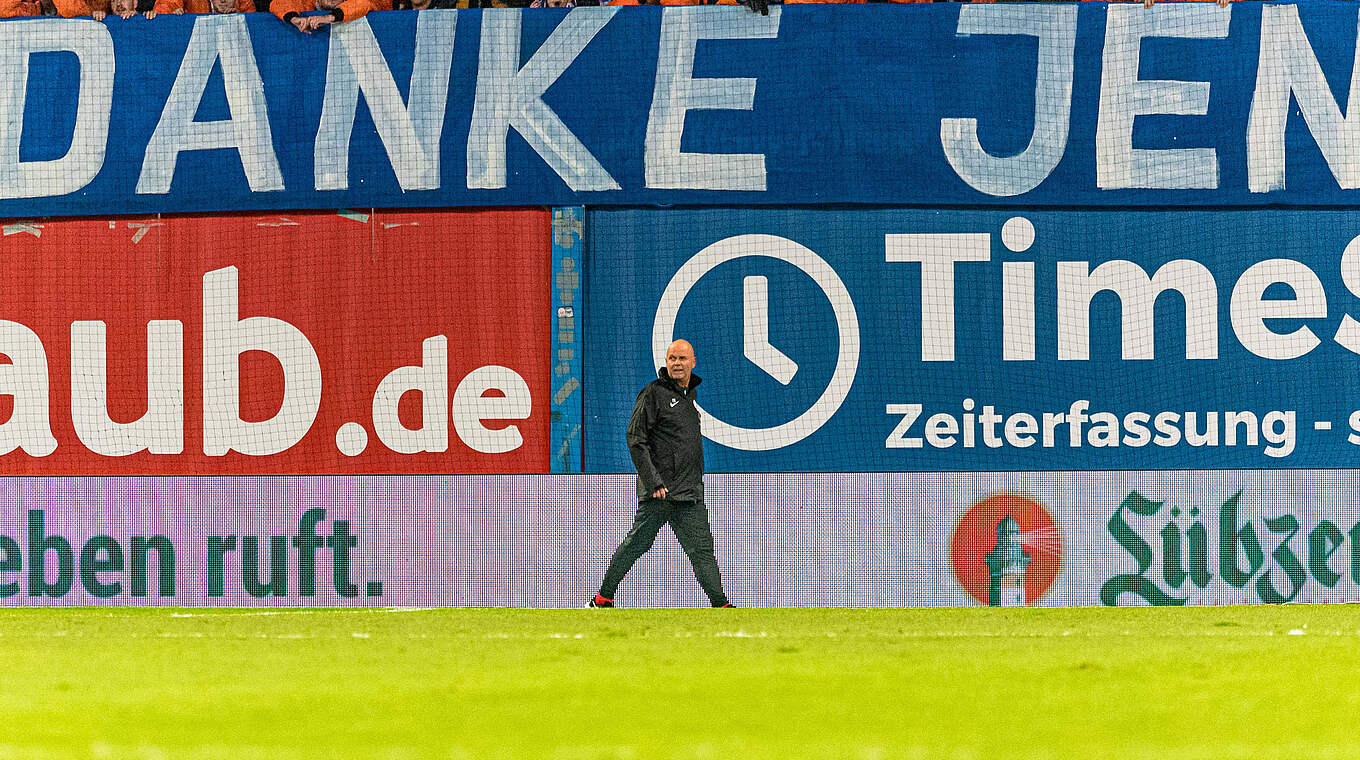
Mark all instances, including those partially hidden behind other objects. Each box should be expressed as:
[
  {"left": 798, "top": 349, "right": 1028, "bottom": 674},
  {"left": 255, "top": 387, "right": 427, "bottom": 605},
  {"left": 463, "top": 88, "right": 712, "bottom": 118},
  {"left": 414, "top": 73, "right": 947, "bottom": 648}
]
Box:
[
  {"left": 606, "top": 0, "right": 770, "bottom": 13},
  {"left": 44, "top": 0, "right": 101, "bottom": 15},
  {"left": 151, "top": 0, "right": 252, "bottom": 14},
  {"left": 0, "top": 0, "right": 40, "bottom": 16},
  {"left": 92, "top": 0, "right": 181, "bottom": 19},
  {"left": 272, "top": 0, "right": 389, "bottom": 33},
  {"left": 180, "top": 0, "right": 254, "bottom": 13},
  {"left": 0, "top": 0, "right": 173, "bottom": 17}
]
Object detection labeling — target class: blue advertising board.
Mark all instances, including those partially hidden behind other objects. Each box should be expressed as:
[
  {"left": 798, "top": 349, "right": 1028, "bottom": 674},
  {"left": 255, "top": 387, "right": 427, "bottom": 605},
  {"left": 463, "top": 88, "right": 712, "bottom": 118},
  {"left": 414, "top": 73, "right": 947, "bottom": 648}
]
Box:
[
  {"left": 10, "top": 2, "right": 1360, "bottom": 215},
  {"left": 583, "top": 207, "right": 1360, "bottom": 472}
]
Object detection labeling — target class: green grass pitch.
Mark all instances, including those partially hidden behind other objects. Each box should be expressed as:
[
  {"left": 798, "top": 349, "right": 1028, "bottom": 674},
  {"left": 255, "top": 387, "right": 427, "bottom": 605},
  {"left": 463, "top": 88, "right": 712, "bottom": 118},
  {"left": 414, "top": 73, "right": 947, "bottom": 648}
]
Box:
[{"left": 0, "top": 605, "right": 1356, "bottom": 759}]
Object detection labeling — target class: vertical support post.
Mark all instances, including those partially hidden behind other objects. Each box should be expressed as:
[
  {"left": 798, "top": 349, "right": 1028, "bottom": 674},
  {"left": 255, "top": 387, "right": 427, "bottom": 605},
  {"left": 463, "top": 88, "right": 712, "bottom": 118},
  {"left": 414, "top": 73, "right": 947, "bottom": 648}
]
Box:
[{"left": 549, "top": 206, "right": 584, "bottom": 473}]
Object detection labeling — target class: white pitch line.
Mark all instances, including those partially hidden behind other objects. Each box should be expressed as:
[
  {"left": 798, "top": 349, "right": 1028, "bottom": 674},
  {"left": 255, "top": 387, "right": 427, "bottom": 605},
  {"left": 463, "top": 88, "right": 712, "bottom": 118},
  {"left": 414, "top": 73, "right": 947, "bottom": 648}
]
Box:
[{"left": 167, "top": 607, "right": 440, "bottom": 618}]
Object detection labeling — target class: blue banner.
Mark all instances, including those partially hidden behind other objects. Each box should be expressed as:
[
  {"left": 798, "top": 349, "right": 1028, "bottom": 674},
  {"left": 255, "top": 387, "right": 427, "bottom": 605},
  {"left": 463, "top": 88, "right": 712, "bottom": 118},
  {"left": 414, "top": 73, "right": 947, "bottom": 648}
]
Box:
[
  {"left": 583, "top": 207, "right": 1360, "bottom": 472},
  {"left": 12, "top": 3, "right": 1360, "bottom": 215}
]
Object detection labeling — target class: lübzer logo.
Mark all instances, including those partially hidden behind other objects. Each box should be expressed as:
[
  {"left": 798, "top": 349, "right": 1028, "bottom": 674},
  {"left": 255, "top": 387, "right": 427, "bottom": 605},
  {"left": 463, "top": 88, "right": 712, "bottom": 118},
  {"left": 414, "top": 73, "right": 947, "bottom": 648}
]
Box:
[
  {"left": 949, "top": 494, "right": 1062, "bottom": 606},
  {"left": 1101, "top": 490, "right": 1360, "bottom": 606}
]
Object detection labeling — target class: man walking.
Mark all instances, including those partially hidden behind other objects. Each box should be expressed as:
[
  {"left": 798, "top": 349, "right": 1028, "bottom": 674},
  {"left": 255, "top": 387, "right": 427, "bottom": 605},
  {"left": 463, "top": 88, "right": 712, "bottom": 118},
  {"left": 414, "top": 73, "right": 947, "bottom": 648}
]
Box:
[{"left": 590, "top": 339, "right": 734, "bottom": 608}]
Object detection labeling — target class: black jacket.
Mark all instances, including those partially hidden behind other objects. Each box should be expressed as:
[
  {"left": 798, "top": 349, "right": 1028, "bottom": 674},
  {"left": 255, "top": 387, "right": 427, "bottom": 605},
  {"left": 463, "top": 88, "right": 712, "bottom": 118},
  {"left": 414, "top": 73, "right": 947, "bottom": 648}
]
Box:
[{"left": 626, "top": 367, "right": 704, "bottom": 502}]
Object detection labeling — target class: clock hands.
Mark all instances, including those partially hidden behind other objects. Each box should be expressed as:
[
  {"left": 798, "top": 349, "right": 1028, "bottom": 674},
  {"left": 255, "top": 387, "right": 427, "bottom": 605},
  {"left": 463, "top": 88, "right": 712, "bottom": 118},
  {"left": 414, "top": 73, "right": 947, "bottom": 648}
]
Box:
[{"left": 743, "top": 275, "right": 798, "bottom": 385}]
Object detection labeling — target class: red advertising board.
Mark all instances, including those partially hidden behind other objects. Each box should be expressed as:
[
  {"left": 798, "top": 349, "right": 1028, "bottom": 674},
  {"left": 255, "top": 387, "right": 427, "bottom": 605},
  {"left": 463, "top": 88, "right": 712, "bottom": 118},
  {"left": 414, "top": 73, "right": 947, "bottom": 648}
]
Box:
[{"left": 0, "top": 209, "right": 550, "bottom": 474}]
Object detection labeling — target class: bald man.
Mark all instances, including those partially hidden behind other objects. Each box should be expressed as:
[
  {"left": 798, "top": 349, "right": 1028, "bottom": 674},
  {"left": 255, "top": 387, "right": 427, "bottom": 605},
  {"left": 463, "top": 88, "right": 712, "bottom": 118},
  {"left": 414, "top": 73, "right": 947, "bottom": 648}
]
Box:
[{"left": 590, "top": 340, "right": 734, "bottom": 608}]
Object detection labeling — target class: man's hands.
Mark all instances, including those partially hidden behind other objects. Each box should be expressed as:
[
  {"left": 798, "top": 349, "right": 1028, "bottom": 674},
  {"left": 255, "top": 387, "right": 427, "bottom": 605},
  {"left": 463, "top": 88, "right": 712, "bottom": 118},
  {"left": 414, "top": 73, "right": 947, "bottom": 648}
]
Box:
[
  {"left": 292, "top": 14, "right": 332, "bottom": 33},
  {"left": 652, "top": 487, "right": 668, "bottom": 499},
  {"left": 94, "top": 7, "right": 166, "bottom": 19}
]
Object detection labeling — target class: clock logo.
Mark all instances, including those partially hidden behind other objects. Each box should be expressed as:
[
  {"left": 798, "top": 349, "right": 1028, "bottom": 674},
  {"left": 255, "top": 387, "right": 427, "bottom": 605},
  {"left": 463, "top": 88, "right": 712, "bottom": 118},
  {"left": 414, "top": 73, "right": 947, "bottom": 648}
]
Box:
[{"left": 652, "top": 234, "right": 860, "bottom": 451}]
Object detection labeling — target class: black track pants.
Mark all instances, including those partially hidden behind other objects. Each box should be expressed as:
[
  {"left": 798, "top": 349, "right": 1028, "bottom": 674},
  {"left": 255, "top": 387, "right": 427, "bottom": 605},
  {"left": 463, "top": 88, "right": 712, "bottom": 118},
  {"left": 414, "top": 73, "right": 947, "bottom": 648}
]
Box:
[{"left": 599, "top": 497, "right": 728, "bottom": 607}]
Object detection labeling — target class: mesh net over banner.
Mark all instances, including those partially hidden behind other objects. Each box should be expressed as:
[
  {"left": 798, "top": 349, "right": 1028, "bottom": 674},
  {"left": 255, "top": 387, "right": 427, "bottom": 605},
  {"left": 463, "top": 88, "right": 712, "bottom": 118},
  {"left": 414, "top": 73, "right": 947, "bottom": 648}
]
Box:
[
  {"left": 581, "top": 207, "right": 1360, "bottom": 608},
  {"left": 0, "top": 209, "right": 550, "bottom": 475},
  {"left": 1, "top": 3, "right": 1359, "bottom": 606}
]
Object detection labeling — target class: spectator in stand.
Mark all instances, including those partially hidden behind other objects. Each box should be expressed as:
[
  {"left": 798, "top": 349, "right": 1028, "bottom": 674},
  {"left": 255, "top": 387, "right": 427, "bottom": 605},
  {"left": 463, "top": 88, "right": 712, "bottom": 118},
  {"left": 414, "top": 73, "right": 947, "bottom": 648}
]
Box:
[
  {"left": 0, "top": 0, "right": 114, "bottom": 16},
  {"left": 136, "top": 0, "right": 247, "bottom": 16},
  {"left": 92, "top": 0, "right": 178, "bottom": 20},
  {"left": 14, "top": 0, "right": 103, "bottom": 15},
  {"left": 272, "top": 0, "right": 389, "bottom": 33},
  {"left": 604, "top": 0, "right": 766, "bottom": 14},
  {"left": 47, "top": 0, "right": 98, "bottom": 14},
  {"left": 392, "top": 0, "right": 457, "bottom": 9},
  {"left": 183, "top": 0, "right": 255, "bottom": 14},
  {"left": 0, "top": 0, "right": 40, "bottom": 16}
]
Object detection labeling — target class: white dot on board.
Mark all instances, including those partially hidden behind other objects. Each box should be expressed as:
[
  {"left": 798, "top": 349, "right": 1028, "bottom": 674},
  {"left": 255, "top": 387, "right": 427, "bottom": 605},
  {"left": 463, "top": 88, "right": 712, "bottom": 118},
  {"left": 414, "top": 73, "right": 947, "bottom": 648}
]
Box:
[
  {"left": 1001, "top": 217, "right": 1035, "bottom": 253},
  {"left": 336, "top": 423, "right": 368, "bottom": 456}
]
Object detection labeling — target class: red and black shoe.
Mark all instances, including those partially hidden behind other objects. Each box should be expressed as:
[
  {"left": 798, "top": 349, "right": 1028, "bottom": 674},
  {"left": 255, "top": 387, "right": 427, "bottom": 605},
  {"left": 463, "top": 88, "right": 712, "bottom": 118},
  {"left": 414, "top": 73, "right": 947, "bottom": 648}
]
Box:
[
  {"left": 716, "top": 602, "right": 736, "bottom": 608},
  {"left": 588, "top": 593, "right": 615, "bottom": 608}
]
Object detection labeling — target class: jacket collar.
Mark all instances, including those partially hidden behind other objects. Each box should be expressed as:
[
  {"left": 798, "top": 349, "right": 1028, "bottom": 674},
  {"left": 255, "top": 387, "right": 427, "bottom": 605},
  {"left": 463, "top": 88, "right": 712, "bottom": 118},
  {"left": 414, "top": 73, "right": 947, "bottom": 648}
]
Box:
[{"left": 657, "top": 366, "right": 702, "bottom": 393}]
